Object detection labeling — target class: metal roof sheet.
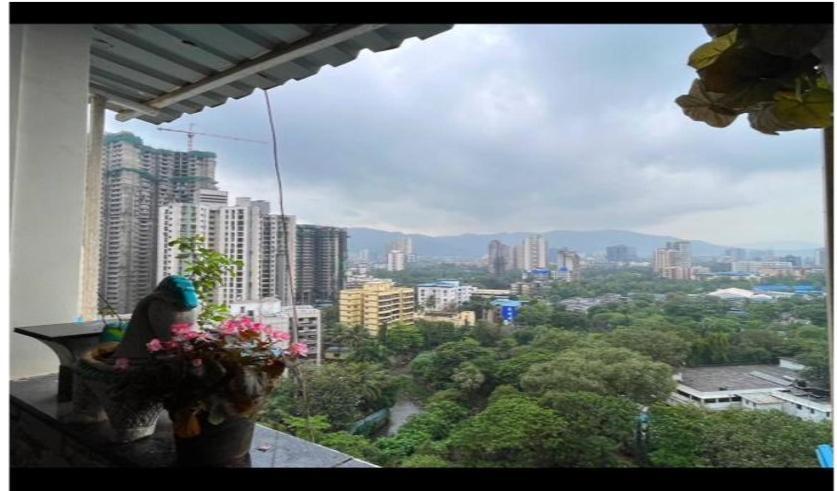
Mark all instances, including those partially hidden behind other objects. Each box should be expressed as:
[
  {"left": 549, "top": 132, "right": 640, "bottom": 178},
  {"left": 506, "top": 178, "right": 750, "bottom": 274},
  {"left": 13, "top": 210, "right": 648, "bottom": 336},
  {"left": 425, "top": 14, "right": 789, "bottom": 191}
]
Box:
[{"left": 90, "top": 24, "right": 453, "bottom": 125}]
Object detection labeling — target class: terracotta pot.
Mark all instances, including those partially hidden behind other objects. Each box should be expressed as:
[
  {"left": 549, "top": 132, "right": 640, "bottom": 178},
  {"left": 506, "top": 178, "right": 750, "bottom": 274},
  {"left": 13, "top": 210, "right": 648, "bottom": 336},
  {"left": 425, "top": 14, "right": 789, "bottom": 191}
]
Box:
[{"left": 174, "top": 413, "right": 255, "bottom": 466}]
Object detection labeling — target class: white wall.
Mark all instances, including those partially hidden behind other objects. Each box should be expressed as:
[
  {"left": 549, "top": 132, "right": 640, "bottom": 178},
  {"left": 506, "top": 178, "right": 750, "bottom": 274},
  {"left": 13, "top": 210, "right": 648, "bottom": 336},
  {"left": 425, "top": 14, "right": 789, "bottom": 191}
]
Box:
[{"left": 10, "top": 25, "right": 92, "bottom": 378}]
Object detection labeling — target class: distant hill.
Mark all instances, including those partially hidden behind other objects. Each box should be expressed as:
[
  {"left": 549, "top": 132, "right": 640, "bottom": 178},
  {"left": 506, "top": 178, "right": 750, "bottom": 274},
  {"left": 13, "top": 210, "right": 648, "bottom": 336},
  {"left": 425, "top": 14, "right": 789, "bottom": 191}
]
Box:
[{"left": 346, "top": 227, "right": 737, "bottom": 259}]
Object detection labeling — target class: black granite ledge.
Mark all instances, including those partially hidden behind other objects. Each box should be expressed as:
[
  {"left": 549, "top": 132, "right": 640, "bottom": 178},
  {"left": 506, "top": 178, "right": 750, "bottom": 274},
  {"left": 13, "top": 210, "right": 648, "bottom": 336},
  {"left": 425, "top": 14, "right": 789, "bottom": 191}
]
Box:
[{"left": 11, "top": 374, "right": 377, "bottom": 468}]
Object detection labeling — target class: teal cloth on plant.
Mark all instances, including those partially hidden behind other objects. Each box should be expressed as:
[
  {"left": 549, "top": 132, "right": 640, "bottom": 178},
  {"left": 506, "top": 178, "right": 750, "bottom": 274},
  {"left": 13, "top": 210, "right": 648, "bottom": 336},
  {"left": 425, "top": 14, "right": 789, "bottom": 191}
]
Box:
[
  {"left": 159, "top": 275, "right": 200, "bottom": 310},
  {"left": 100, "top": 321, "right": 129, "bottom": 343}
]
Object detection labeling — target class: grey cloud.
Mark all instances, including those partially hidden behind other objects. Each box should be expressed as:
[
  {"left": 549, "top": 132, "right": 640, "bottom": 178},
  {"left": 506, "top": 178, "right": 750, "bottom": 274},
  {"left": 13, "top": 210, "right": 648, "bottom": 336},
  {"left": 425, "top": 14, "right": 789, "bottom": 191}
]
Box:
[{"left": 106, "top": 25, "right": 826, "bottom": 243}]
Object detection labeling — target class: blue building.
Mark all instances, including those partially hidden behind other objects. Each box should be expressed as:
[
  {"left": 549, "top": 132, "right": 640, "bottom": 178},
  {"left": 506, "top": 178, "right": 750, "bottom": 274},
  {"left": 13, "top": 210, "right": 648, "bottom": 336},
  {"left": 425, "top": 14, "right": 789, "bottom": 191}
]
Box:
[{"left": 490, "top": 299, "right": 522, "bottom": 325}]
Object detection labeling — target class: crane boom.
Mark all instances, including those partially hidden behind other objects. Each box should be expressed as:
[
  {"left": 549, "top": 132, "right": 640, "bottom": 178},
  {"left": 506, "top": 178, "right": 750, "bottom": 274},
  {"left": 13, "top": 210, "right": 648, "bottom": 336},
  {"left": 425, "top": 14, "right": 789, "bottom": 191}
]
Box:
[{"left": 157, "top": 123, "right": 267, "bottom": 151}]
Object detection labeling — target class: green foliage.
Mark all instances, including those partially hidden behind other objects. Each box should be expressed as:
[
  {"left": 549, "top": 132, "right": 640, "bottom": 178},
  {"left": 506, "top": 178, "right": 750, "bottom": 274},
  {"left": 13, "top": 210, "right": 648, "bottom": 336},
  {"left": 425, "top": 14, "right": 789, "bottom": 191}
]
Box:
[
  {"left": 647, "top": 404, "right": 832, "bottom": 467},
  {"left": 318, "top": 431, "right": 382, "bottom": 463},
  {"left": 400, "top": 454, "right": 451, "bottom": 468},
  {"left": 168, "top": 235, "right": 243, "bottom": 325},
  {"left": 676, "top": 24, "right": 832, "bottom": 134},
  {"left": 521, "top": 347, "right": 675, "bottom": 405},
  {"left": 539, "top": 391, "right": 640, "bottom": 467},
  {"left": 383, "top": 323, "right": 425, "bottom": 358},
  {"left": 415, "top": 319, "right": 466, "bottom": 349},
  {"left": 410, "top": 338, "right": 498, "bottom": 390},
  {"left": 446, "top": 396, "right": 567, "bottom": 467},
  {"left": 262, "top": 362, "right": 399, "bottom": 430},
  {"left": 607, "top": 328, "right": 691, "bottom": 367},
  {"left": 283, "top": 414, "right": 332, "bottom": 442}
]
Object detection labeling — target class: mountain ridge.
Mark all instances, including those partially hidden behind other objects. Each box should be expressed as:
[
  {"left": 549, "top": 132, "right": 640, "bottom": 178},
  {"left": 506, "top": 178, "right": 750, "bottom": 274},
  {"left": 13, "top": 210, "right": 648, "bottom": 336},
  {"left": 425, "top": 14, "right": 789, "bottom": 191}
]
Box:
[{"left": 345, "top": 227, "right": 822, "bottom": 260}]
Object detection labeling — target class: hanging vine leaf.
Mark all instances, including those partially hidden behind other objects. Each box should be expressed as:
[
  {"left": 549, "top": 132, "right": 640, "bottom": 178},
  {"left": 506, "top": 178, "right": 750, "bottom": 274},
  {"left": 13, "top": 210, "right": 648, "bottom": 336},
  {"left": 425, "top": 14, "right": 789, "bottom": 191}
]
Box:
[
  {"left": 698, "top": 42, "right": 794, "bottom": 93},
  {"left": 677, "top": 23, "right": 833, "bottom": 134},
  {"left": 676, "top": 79, "right": 739, "bottom": 128},
  {"left": 688, "top": 29, "right": 738, "bottom": 70},
  {"left": 747, "top": 24, "right": 831, "bottom": 59},
  {"left": 703, "top": 24, "right": 737, "bottom": 38},
  {"left": 773, "top": 88, "right": 833, "bottom": 129},
  {"left": 748, "top": 103, "right": 797, "bottom": 135},
  {"left": 716, "top": 79, "right": 783, "bottom": 112}
]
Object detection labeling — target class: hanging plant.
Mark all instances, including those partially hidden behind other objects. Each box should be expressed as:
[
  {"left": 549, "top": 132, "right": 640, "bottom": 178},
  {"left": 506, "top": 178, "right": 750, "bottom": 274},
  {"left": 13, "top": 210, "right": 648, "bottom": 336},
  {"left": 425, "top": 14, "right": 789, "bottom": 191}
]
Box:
[{"left": 675, "top": 24, "right": 833, "bottom": 134}]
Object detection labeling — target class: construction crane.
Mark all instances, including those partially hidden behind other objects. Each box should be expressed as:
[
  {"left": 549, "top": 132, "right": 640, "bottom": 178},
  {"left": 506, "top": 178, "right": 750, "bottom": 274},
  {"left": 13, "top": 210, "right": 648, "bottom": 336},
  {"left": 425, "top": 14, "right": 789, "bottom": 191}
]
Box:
[{"left": 157, "top": 123, "right": 268, "bottom": 151}]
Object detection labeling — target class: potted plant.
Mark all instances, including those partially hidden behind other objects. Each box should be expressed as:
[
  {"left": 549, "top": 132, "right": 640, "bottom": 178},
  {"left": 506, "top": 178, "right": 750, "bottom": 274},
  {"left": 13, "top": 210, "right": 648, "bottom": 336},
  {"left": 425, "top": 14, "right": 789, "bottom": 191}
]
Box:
[{"left": 114, "top": 316, "right": 309, "bottom": 466}]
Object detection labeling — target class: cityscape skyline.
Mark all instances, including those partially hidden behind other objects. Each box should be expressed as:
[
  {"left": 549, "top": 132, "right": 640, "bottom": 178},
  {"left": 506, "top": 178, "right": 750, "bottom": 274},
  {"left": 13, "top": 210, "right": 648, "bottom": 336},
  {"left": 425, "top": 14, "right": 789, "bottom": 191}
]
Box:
[{"left": 103, "top": 24, "right": 827, "bottom": 246}]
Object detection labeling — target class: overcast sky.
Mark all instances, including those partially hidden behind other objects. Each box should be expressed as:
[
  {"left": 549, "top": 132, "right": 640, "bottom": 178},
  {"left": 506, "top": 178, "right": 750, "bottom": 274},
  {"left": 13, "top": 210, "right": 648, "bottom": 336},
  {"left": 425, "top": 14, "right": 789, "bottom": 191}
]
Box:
[{"left": 105, "top": 24, "right": 826, "bottom": 248}]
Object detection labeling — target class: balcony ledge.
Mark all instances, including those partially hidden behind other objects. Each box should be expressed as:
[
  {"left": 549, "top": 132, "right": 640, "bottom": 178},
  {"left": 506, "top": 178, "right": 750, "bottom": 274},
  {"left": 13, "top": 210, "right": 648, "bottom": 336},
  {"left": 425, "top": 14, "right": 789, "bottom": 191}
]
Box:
[{"left": 11, "top": 374, "right": 376, "bottom": 468}]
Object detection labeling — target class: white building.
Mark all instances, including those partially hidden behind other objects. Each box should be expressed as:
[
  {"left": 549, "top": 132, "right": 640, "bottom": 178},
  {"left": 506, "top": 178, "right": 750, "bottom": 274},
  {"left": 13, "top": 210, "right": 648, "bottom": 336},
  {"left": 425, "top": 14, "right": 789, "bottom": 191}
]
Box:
[
  {"left": 229, "top": 299, "right": 322, "bottom": 365},
  {"left": 416, "top": 280, "right": 477, "bottom": 312},
  {"left": 522, "top": 234, "right": 548, "bottom": 271},
  {"left": 731, "top": 261, "right": 794, "bottom": 274},
  {"left": 669, "top": 363, "right": 831, "bottom": 423},
  {"left": 706, "top": 288, "right": 773, "bottom": 302},
  {"left": 158, "top": 196, "right": 297, "bottom": 306},
  {"left": 387, "top": 250, "right": 406, "bottom": 271}
]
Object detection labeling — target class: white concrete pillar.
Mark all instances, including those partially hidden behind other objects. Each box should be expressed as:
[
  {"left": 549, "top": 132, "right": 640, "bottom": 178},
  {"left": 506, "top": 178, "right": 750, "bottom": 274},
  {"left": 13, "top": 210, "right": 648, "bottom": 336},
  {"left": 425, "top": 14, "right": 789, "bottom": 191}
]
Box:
[{"left": 10, "top": 25, "right": 92, "bottom": 378}]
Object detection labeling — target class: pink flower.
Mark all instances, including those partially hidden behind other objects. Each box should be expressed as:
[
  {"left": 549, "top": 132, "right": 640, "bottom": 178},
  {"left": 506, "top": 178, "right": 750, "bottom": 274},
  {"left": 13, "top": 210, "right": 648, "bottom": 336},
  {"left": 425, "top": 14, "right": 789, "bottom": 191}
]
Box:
[
  {"left": 161, "top": 340, "right": 179, "bottom": 351},
  {"left": 269, "top": 329, "right": 290, "bottom": 342},
  {"left": 171, "top": 322, "right": 195, "bottom": 336},
  {"left": 220, "top": 320, "right": 241, "bottom": 336},
  {"left": 192, "top": 358, "right": 203, "bottom": 367},
  {"left": 290, "top": 343, "right": 308, "bottom": 358},
  {"left": 114, "top": 358, "right": 130, "bottom": 371},
  {"left": 250, "top": 322, "right": 266, "bottom": 333},
  {"left": 146, "top": 338, "right": 163, "bottom": 352}
]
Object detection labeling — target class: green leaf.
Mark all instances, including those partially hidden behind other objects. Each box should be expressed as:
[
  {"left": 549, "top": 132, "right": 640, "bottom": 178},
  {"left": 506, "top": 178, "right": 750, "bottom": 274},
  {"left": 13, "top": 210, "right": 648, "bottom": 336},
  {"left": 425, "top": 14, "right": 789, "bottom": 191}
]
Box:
[
  {"left": 698, "top": 43, "right": 794, "bottom": 93},
  {"left": 746, "top": 24, "right": 831, "bottom": 59},
  {"left": 675, "top": 79, "right": 740, "bottom": 128},
  {"left": 748, "top": 102, "right": 800, "bottom": 135},
  {"left": 703, "top": 24, "right": 737, "bottom": 39},
  {"left": 689, "top": 28, "right": 738, "bottom": 70},
  {"left": 716, "top": 79, "right": 782, "bottom": 112},
  {"left": 773, "top": 87, "right": 833, "bottom": 129}
]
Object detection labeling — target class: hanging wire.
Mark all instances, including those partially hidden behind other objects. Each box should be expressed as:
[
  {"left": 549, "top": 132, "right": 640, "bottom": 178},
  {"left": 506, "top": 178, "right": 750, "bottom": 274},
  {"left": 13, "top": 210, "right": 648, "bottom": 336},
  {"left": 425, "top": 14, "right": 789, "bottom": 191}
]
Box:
[{"left": 263, "top": 89, "right": 314, "bottom": 440}]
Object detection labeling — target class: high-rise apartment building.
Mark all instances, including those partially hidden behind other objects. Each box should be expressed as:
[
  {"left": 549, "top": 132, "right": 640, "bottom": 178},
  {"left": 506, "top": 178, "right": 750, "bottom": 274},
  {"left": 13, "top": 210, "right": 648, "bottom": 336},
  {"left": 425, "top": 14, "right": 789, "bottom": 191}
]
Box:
[
  {"left": 260, "top": 214, "right": 297, "bottom": 306},
  {"left": 522, "top": 234, "right": 548, "bottom": 271},
  {"left": 487, "top": 240, "right": 512, "bottom": 275},
  {"left": 158, "top": 197, "right": 297, "bottom": 306},
  {"left": 387, "top": 250, "right": 406, "bottom": 271},
  {"left": 389, "top": 236, "right": 415, "bottom": 263},
  {"left": 817, "top": 247, "right": 828, "bottom": 269},
  {"left": 100, "top": 132, "right": 217, "bottom": 313},
  {"left": 338, "top": 280, "right": 415, "bottom": 336},
  {"left": 296, "top": 225, "right": 347, "bottom": 305},
  {"left": 654, "top": 240, "right": 693, "bottom": 279},
  {"left": 556, "top": 249, "right": 581, "bottom": 281},
  {"left": 606, "top": 244, "right": 637, "bottom": 263}
]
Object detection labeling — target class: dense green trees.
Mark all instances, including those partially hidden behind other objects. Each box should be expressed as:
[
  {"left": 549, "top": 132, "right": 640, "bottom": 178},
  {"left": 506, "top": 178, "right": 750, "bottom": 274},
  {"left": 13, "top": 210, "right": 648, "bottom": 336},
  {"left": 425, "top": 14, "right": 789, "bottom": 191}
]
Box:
[
  {"left": 648, "top": 405, "right": 831, "bottom": 467},
  {"left": 446, "top": 395, "right": 567, "bottom": 467},
  {"left": 520, "top": 347, "right": 676, "bottom": 405},
  {"left": 607, "top": 328, "right": 691, "bottom": 367},
  {"left": 262, "top": 263, "right": 830, "bottom": 468}
]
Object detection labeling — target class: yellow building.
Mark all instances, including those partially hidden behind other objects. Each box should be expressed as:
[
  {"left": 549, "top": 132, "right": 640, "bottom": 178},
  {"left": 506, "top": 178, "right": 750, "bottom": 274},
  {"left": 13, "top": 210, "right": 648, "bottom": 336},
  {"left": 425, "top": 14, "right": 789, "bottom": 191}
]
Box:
[
  {"left": 339, "top": 280, "right": 415, "bottom": 335},
  {"left": 415, "top": 310, "right": 476, "bottom": 327}
]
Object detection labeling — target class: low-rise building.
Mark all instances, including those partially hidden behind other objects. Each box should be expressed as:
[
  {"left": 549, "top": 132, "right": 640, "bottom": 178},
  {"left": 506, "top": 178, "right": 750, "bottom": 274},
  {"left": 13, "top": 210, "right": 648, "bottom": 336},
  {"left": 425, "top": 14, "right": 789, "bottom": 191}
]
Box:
[
  {"left": 415, "top": 280, "right": 476, "bottom": 312},
  {"left": 339, "top": 280, "right": 415, "bottom": 336},
  {"left": 415, "top": 310, "right": 476, "bottom": 327},
  {"left": 472, "top": 288, "right": 512, "bottom": 300},
  {"left": 669, "top": 363, "right": 831, "bottom": 422}
]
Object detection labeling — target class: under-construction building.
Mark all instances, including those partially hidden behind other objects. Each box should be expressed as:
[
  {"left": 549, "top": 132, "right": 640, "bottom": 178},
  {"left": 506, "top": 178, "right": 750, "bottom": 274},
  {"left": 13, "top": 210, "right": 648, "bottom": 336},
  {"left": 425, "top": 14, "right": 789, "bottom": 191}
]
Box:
[
  {"left": 99, "top": 132, "right": 217, "bottom": 313},
  {"left": 295, "top": 225, "right": 347, "bottom": 305}
]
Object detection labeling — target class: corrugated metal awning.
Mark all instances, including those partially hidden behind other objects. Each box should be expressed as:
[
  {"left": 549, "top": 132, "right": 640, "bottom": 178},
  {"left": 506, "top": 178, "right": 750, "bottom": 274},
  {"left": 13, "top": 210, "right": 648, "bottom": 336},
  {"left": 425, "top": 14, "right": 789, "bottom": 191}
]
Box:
[{"left": 89, "top": 24, "right": 453, "bottom": 124}]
